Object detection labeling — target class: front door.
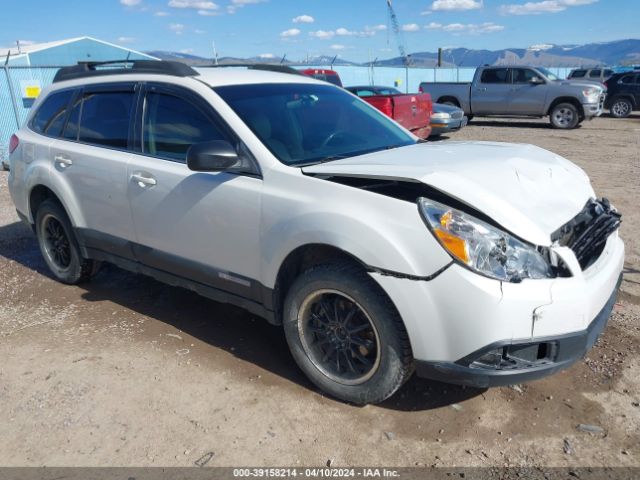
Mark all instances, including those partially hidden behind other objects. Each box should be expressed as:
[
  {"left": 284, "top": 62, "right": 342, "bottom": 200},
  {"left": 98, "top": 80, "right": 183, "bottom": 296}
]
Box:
[
  {"left": 470, "top": 68, "right": 511, "bottom": 115},
  {"left": 508, "top": 68, "right": 547, "bottom": 115},
  {"left": 126, "top": 84, "right": 263, "bottom": 301}
]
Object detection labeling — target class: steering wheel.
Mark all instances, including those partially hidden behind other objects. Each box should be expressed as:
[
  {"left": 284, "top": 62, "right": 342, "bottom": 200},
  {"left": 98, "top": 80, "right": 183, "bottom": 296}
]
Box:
[{"left": 320, "top": 130, "right": 352, "bottom": 148}]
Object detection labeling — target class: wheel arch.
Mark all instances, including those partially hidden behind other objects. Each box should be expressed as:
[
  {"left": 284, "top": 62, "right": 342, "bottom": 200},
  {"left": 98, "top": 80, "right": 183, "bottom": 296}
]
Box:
[
  {"left": 437, "top": 96, "right": 461, "bottom": 107},
  {"left": 27, "top": 180, "right": 85, "bottom": 229},
  {"left": 547, "top": 96, "right": 584, "bottom": 117},
  {"left": 271, "top": 243, "right": 369, "bottom": 323}
]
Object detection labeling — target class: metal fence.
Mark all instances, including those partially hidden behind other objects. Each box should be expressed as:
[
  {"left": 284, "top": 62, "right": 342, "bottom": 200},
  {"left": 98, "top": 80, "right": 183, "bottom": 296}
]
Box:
[
  {"left": 1, "top": 66, "right": 60, "bottom": 165},
  {"left": 0, "top": 64, "right": 580, "bottom": 165}
]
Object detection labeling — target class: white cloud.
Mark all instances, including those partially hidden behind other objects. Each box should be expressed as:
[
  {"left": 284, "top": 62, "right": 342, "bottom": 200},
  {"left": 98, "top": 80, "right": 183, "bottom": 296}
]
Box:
[
  {"left": 280, "top": 28, "right": 301, "bottom": 37},
  {"left": 431, "top": 0, "right": 482, "bottom": 11},
  {"left": 259, "top": 53, "right": 276, "bottom": 58},
  {"left": 154, "top": 10, "right": 169, "bottom": 15},
  {"left": 365, "top": 24, "right": 387, "bottom": 31},
  {"left": 336, "top": 27, "right": 356, "bottom": 36},
  {"left": 330, "top": 44, "right": 346, "bottom": 50},
  {"left": 117, "top": 36, "right": 136, "bottom": 44},
  {"left": 293, "top": 14, "right": 314, "bottom": 23},
  {"left": 309, "top": 30, "right": 335, "bottom": 39},
  {"left": 16, "top": 40, "right": 36, "bottom": 46},
  {"left": 427, "top": 22, "right": 504, "bottom": 33},
  {"left": 168, "top": 0, "right": 218, "bottom": 10},
  {"left": 227, "top": 0, "right": 265, "bottom": 13},
  {"left": 169, "top": 23, "right": 185, "bottom": 34},
  {"left": 120, "top": 0, "right": 142, "bottom": 5},
  {"left": 500, "top": 0, "right": 597, "bottom": 15},
  {"left": 197, "top": 9, "right": 220, "bottom": 15},
  {"left": 420, "top": 10, "right": 433, "bottom": 15},
  {"left": 194, "top": 28, "right": 206, "bottom": 34},
  {"left": 401, "top": 23, "right": 420, "bottom": 32}
]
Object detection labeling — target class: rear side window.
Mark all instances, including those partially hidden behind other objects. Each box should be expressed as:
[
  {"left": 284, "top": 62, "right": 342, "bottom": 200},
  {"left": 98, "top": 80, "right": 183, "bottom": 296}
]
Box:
[
  {"left": 620, "top": 74, "right": 638, "bottom": 85},
  {"left": 77, "top": 91, "right": 134, "bottom": 149},
  {"left": 31, "top": 90, "right": 74, "bottom": 137},
  {"left": 589, "top": 69, "right": 602, "bottom": 78},
  {"left": 512, "top": 69, "right": 543, "bottom": 84},
  {"left": 480, "top": 68, "right": 509, "bottom": 84},
  {"left": 570, "top": 70, "right": 586, "bottom": 78},
  {"left": 143, "top": 91, "right": 227, "bottom": 162}
]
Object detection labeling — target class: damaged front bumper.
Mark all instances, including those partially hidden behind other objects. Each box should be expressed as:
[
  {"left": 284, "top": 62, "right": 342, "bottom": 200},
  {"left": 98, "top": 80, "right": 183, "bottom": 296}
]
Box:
[{"left": 414, "top": 272, "right": 621, "bottom": 388}]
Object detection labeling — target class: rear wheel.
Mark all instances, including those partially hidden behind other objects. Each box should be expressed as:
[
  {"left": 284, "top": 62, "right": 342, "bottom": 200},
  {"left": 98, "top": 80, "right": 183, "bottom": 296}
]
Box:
[
  {"left": 610, "top": 97, "right": 633, "bottom": 118},
  {"left": 283, "top": 264, "right": 413, "bottom": 404},
  {"left": 35, "top": 200, "right": 99, "bottom": 284},
  {"left": 550, "top": 103, "right": 580, "bottom": 129}
]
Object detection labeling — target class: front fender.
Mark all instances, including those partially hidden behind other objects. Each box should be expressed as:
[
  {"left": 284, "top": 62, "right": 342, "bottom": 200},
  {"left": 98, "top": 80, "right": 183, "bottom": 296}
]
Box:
[{"left": 261, "top": 172, "right": 451, "bottom": 287}]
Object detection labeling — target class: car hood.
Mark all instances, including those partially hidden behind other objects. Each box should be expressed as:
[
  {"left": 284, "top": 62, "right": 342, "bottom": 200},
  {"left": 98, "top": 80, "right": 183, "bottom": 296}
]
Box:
[
  {"left": 555, "top": 79, "right": 605, "bottom": 90},
  {"left": 302, "top": 141, "right": 595, "bottom": 246}
]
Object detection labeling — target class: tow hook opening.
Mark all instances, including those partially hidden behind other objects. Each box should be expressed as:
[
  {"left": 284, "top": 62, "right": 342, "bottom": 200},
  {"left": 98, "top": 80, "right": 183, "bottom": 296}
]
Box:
[{"left": 466, "top": 342, "right": 558, "bottom": 371}]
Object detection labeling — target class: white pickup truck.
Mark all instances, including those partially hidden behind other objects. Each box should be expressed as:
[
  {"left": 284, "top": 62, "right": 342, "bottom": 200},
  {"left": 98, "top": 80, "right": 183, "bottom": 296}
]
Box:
[{"left": 419, "top": 65, "right": 606, "bottom": 129}]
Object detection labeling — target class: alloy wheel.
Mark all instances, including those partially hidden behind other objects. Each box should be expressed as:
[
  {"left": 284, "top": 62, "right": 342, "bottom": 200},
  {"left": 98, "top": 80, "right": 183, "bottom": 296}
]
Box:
[
  {"left": 42, "top": 214, "right": 72, "bottom": 270},
  {"left": 298, "top": 289, "right": 381, "bottom": 385}
]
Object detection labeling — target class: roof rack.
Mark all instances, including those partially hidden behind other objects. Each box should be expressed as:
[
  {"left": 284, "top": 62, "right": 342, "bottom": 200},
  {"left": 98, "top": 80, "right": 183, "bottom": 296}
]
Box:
[
  {"left": 201, "top": 63, "right": 303, "bottom": 76},
  {"left": 53, "top": 60, "right": 199, "bottom": 83}
]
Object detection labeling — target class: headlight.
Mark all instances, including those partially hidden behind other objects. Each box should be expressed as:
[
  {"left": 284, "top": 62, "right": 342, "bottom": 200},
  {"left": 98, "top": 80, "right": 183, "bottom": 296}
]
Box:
[
  {"left": 582, "top": 87, "right": 600, "bottom": 100},
  {"left": 418, "top": 198, "right": 554, "bottom": 283},
  {"left": 431, "top": 112, "right": 451, "bottom": 120}
]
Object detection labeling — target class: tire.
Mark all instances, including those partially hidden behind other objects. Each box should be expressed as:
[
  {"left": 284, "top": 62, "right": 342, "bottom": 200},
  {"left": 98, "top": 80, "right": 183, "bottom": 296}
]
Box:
[
  {"left": 610, "top": 97, "right": 633, "bottom": 118},
  {"left": 550, "top": 103, "right": 580, "bottom": 129},
  {"left": 282, "top": 264, "right": 413, "bottom": 405},
  {"left": 35, "top": 199, "right": 99, "bottom": 284}
]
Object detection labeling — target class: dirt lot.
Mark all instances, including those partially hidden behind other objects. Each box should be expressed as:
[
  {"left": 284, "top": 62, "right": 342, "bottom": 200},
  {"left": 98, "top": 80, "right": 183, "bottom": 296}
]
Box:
[{"left": 0, "top": 115, "right": 639, "bottom": 469}]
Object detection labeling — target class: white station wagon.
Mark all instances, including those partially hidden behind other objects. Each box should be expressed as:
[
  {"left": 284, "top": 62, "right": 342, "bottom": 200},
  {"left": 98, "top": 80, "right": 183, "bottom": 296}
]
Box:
[{"left": 7, "top": 61, "right": 624, "bottom": 404}]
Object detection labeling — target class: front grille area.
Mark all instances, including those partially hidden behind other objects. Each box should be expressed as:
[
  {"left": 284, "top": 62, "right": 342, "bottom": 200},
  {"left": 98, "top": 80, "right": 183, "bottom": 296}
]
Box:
[{"left": 552, "top": 198, "right": 621, "bottom": 270}]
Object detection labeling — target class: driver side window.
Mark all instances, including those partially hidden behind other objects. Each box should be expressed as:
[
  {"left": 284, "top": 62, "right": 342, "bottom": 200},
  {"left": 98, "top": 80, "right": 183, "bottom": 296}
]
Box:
[
  {"left": 512, "top": 69, "right": 542, "bottom": 84},
  {"left": 143, "top": 91, "right": 227, "bottom": 162}
]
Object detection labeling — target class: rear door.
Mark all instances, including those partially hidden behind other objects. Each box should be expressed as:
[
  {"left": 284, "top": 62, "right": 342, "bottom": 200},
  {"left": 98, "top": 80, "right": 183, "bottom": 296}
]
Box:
[
  {"left": 50, "top": 83, "right": 137, "bottom": 257},
  {"left": 470, "top": 68, "right": 511, "bottom": 114},
  {"left": 508, "top": 68, "right": 547, "bottom": 115},
  {"left": 126, "top": 83, "right": 263, "bottom": 301}
]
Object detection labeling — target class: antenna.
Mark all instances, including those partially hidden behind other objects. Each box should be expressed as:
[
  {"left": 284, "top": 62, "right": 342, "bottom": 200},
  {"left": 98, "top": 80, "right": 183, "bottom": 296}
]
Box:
[
  {"left": 280, "top": 54, "right": 287, "bottom": 64},
  {"left": 16, "top": 40, "right": 22, "bottom": 54},
  {"left": 212, "top": 41, "right": 219, "bottom": 65}
]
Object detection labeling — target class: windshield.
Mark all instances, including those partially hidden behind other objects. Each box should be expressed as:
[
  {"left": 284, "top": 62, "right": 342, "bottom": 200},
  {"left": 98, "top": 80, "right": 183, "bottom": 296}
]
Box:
[
  {"left": 537, "top": 67, "right": 560, "bottom": 81},
  {"left": 215, "top": 83, "right": 416, "bottom": 166}
]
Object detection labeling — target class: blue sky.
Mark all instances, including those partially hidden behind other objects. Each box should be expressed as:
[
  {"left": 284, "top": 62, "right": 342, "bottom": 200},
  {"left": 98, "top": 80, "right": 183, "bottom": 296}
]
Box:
[{"left": 1, "top": 0, "right": 638, "bottom": 61}]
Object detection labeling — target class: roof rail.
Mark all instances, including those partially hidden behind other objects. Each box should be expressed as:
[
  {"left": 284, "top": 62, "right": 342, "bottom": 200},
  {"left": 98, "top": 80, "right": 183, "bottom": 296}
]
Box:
[
  {"left": 53, "top": 60, "right": 199, "bottom": 83},
  {"left": 201, "top": 63, "right": 303, "bottom": 76}
]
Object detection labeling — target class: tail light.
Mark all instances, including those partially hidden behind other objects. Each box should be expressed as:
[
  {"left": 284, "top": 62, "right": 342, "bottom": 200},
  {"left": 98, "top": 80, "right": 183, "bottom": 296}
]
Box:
[
  {"left": 377, "top": 97, "right": 393, "bottom": 118},
  {"left": 419, "top": 85, "right": 424, "bottom": 93},
  {"left": 9, "top": 134, "right": 19, "bottom": 154}
]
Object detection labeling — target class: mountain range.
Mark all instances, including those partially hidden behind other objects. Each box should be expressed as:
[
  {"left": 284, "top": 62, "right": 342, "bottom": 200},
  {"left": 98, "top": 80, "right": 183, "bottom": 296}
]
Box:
[{"left": 147, "top": 39, "right": 640, "bottom": 68}]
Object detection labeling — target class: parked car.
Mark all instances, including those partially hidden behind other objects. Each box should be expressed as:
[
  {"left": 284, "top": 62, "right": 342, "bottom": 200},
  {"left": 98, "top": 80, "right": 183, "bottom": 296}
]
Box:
[
  {"left": 567, "top": 68, "right": 614, "bottom": 83},
  {"left": 346, "top": 85, "right": 433, "bottom": 139},
  {"left": 299, "top": 68, "right": 343, "bottom": 87},
  {"left": 604, "top": 71, "right": 640, "bottom": 118},
  {"left": 419, "top": 66, "right": 606, "bottom": 129},
  {"left": 429, "top": 103, "right": 467, "bottom": 137},
  {"left": 8, "top": 61, "right": 624, "bottom": 405}
]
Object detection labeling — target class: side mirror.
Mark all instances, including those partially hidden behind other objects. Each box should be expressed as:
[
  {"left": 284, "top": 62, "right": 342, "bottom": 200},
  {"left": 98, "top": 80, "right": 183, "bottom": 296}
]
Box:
[
  {"left": 530, "top": 76, "right": 545, "bottom": 85},
  {"left": 186, "top": 140, "right": 239, "bottom": 172}
]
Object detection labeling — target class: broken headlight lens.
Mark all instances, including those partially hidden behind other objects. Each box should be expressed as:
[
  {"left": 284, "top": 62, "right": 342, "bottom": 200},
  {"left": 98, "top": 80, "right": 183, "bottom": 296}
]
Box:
[{"left": 418, "top": 198, "right": 554, "bottom": 283}]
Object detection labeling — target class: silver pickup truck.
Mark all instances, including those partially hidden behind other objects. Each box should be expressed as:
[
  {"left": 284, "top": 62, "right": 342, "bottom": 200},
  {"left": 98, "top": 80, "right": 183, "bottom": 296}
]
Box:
[{"left": 419, "top": 66, "right": 606, "bottom": 129}]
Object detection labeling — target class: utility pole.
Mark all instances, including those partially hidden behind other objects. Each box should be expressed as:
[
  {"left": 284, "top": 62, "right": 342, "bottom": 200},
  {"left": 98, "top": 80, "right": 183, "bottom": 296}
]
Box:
[{"left": 212, "top": 41, "right": 219, "bottom": 65}]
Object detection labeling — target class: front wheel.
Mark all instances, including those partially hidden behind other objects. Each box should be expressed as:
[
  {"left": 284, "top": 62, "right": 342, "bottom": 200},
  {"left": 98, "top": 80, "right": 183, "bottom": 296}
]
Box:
[
  {"left": 283, "top": 264, "right": 413, "bottom": 404},
  {"left": 610, "top": 98, "right": 633, "bottom": 118},
  {"left": 550, "top": 103, "right": 580, "bottom": 129}
]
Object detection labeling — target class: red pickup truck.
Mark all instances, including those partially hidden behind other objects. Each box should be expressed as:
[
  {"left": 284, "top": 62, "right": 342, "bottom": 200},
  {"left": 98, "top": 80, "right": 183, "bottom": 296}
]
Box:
[{"left": 346, "top": 85, "right": 433, "bottom": 139}]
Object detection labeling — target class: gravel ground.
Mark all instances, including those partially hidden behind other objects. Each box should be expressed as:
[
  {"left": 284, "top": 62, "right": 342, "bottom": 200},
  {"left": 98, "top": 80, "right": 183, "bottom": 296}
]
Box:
[{"left": 0, "top": 114, "right": 638, "bottom": 468}]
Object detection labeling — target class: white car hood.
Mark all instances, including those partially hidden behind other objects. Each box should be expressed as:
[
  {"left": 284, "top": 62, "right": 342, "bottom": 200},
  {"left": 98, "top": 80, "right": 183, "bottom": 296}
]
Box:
[{"left": 302, "top": 141, "right": 595, "bottom": 246}]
